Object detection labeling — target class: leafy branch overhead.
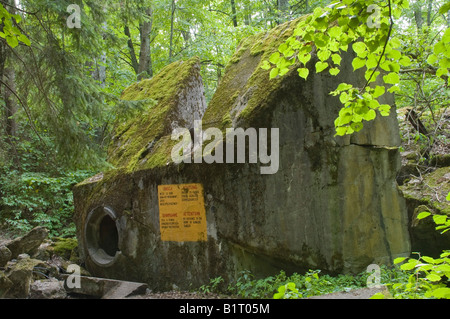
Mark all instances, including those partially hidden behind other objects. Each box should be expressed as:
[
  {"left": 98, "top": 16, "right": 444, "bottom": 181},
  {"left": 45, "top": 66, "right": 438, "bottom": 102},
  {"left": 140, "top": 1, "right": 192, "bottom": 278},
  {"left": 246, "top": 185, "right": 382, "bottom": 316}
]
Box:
[
  {"left": 0, "top": 3, "right": 30, "bottom": 48},
  {"left": 263, "top": 0, "right": 449, "bottom": 137}
]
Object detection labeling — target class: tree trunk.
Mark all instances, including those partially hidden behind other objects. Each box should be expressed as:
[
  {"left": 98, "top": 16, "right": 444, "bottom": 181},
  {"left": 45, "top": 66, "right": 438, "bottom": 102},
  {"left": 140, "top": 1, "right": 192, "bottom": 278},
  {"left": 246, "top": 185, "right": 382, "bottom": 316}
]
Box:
[
  {"left": 138, "top": 8, "right": 153, "bottom": 80},
  {"left": 3, "top": 67, "right": 17, "bottom": 139},
  {"left": 426, "top": 0, "right": 433, "bottom": 26},
  {"left": 169, "top": 0, "right": 176, "bottom": 59},
  {"left": 278, "top": 0, "right": 289, "bottom": 23},
  {"left": 278, "top": 0, "right": 289, "bottom": 12},
  {"left": 243, "top": 4, "right": 252, "bottom": 26},
  {"left": 124, "top": 25, "right": 139, "bottom": 74},
  {"left": 230, "top": 0, "right": 238, "bottom": 27},
  {"left": 414, "top": 4, "right": 423, "bottom": 31}
]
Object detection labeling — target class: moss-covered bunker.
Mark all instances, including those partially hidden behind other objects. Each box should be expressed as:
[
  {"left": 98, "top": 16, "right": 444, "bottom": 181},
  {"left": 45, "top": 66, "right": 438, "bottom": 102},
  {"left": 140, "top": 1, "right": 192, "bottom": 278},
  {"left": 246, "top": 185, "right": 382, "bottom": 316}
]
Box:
[{"left": 73, "top": 17, "right": 411, "bottom": 291}]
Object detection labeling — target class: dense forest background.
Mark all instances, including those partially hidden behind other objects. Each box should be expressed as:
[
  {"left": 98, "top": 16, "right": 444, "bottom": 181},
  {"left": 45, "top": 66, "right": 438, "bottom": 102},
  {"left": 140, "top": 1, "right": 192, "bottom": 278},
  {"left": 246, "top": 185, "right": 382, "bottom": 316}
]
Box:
[{"left": 0, "top": 0, "right": 449, "bottom": 239}]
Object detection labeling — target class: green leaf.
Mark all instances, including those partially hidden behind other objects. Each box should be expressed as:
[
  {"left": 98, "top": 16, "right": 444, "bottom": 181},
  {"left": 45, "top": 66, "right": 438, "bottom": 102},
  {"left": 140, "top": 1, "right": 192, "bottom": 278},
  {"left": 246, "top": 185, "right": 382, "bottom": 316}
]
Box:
[
  {"left": 433, "top": 215, "right": 447, "bottom": 225},
  {"left": 278, "top": 43, "right": 288, "bottom": 54},
  {"left": 339, "top": 92, "right": 350, "bottom": 104},
  {"left": 335, "top": 127, "right": 348, "bottom": 136},
  {"left": 6, "top": 35, "right": 18, "bottom": 48},
  {"left": 443, "top": 29, "right": 450, "bottom": 43},
  {"left": 373, "top": 86, "right": 385, "bottom": 98},
  {"left": 363, "top": 109, "right": 376, "bottom": 121},
  {"left": 430, "top": 287, "right": 450, "bottom": 299},
  {"left": 401, "top": 260, "right": 417, "bottom": 271},
  {"left": 426, "top": 274, "right": 441, "bottom": 282},
  {"left": 18, "top": 34, "right": 30, "bottom": 46},
  {"left": 329, "top": 68, "right": 340, "bottom": 76},
  {"left": 434, "top": 42, "right": 446, "bottom": 55},
  {"left": 314, "top": 33, "right": 330, "bottom": 48},
  {"left": 298, "top": 68, "right": 309, "bottom": 80},
  {"left": 440, "top": 57, "right": 450, "bottom": 68},
  {"left": 331, "top": 54, "right": 342, "bottom": 66},
  {"left": 394, "top": 257, "right": 406, "bottom": 264},
  {"left": 379, "top": 104, "right": 391, "bottom": 116},
  {"left": 336, "top": 83, "right": 353, "bottom": 92},
  {"left": 417, "top": 211, "right": 431, "bottom": 220},
  {"left": 366, "top": 54, "right": 378, "bottom": 69},
  {"left": 436, "top": 67, "right": 448, "bottom": 78},
  {"left": 390, "top": 37, "right": 401, "bottom": 49},
  {"left": 270, "top": 68, "right": 279, "bottom": 79},
  {"left": 352, "top": 42, "right": 367, "bottom": 58},
  {"left": 383, "top": 72, "right": 400, "bottom": 85},
  {"left": 370, "top": 293, "right": 385, "bottom": 299},
  {"left": 279, "top": 67, "right": 289, "bottom": 76},
  {"left": 422, "top": 256, "right": 436, "bottom": 264},
  {"left": 399, "top": 55, "right": 411, "bottom": 67},
  {"left": 315, "top": 61, "right": 329, "bottom": 73},
  {"left": 298, "top": 53, "right": 311, "bottom": 65},
  {"left": 439, "top": 2, "right": 450, "bottom": 14},
  {"left": 350, "top": 122, "right": 363, "bottom": 132},
  {"left": 269, "top": 52, "right": 281, "bottom": 64},
  {"left": 446, "top": 192, "right": 450, "bottom": 201},
  {"left": 427, "top": 54, "right": 438, "bottom": 65},
  {"left": 328, "top": 26, "right": 341, "bottom": 38},
  {"left": 317, "top": 49, "right": 331, "bottom": 62},
  {"left": 352, "top": 57, "right": 366, "bottom": 70},
  {"left": 388, "top": 85, "right": 400, "bottom": 93},
  {"left": 261, "top": 60, "right": 271, "bottom": 70}
]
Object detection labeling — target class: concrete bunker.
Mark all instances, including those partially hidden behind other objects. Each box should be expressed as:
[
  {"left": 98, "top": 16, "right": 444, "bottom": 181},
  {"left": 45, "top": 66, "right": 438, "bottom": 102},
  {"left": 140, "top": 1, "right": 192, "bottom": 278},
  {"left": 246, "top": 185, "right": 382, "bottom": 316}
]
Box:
[{"left": 73, "top": 17, "right": 411, "bottom": 291}]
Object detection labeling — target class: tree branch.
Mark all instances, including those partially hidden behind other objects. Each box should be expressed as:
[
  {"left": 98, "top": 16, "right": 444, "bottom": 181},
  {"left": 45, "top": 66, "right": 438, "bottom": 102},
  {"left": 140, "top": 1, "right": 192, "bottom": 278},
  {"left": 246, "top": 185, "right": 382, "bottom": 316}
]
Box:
[{"left": 360, "top": 0, "right": 394, "bottom": 93}]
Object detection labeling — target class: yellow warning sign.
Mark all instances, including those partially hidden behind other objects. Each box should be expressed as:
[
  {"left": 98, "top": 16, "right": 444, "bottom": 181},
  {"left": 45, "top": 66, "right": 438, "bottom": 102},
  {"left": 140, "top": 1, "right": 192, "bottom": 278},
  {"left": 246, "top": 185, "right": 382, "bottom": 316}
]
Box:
[{"left": 158, "top": 184, "right": 207, "bottom": 242}]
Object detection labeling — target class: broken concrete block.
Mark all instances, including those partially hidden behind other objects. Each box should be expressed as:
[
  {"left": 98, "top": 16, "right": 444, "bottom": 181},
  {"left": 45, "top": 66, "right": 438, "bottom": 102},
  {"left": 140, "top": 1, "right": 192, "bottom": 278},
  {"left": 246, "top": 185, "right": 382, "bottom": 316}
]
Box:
[
  {"left": 5, "top": 227, "right": 48, "bottom": 259},
  {"left": 0, "top": 271, "right": 13, "bottom": 298},
  {"left": 30, "top": 279, "right": 67, "bottom": 299},
  {"left": 63, "top": 275, "right": 148, "bottom": 299},
  {"left": 4, "top": 258, "right": 47, "bottom": 298},
  {"left": 0, "top": 246, "right": 12, "bottom": 268},
  {"left": 73, "top": 16, "right": 410, "bottom": 291}
]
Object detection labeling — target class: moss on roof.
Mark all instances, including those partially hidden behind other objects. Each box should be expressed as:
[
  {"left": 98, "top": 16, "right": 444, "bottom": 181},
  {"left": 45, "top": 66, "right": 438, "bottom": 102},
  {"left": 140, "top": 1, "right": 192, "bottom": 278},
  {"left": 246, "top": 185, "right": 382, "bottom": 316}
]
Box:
[
  {"left": 202, "top": 16, "right": 307, "bottom": 131},
  {"left": 108, "top": 57, "right": 201, "bottom": 172}
]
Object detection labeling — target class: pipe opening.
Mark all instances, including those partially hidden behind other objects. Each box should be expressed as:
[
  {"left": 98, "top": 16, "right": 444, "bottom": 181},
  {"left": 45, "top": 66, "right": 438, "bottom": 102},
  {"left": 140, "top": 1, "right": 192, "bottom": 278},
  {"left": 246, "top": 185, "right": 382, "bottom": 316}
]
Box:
[
  {"left": 85, "top": 206, "right": 121, "bottom": 267},
  {"left": 99, "top": 214, "right": 119, "bottom": 257}
]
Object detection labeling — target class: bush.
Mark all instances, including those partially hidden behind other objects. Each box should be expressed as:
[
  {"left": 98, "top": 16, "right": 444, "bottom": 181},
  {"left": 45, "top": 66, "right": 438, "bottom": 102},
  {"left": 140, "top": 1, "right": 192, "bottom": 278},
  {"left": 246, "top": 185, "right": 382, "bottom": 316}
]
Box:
[{"left": 0, "top": 169, "right": 93, "bottom": 237}]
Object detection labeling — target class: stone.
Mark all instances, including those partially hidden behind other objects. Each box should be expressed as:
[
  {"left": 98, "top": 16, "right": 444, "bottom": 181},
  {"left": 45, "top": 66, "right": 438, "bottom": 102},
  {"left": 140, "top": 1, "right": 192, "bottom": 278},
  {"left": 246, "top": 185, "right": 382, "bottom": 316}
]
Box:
[
  {"left": 73, "top": 16, "right": 410, "bottom": 291},
  {"left": 30, "top": 279, "right": 67, "bottom": 299},
  {"left": 5, "top": 227, "right": 49, "bottom": 259},
  {"left": 4, "top": 258, "right": 47, "bottom": 298},
  {"left": 0, "top": 271, "right": 13, "bottom": 298},
  {"left": 63, "top": 275, "right": 148, "bottom": 299},
  {"left": 32, "top": 240, "right": 52, "bottom": 261},
  {"left": 0, "top": 246, "right": 12, "bottom": 268},
  {"left": 400, "top": 166, "right": 450, "bottom": 257}
]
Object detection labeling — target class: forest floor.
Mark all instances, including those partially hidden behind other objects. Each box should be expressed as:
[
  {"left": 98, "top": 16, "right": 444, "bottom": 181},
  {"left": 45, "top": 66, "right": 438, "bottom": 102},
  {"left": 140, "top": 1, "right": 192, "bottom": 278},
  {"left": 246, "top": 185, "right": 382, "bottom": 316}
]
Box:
[{"left": 125, "top": 287, "right": 388, "bottom": 299}]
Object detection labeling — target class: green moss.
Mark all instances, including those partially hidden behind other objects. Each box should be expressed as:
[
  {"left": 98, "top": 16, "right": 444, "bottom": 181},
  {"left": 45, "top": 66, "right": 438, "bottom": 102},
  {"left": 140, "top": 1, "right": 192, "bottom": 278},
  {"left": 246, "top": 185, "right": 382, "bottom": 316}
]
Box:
[
  {"left": 202, "top": 16, "right": 308, "bottom": 131},
  {"left": 51, "top": 237, "right": 78, "bottom": 260},
  {"left": 108, "top": 57, "right": 201, "bottom": 171},
  {"left": 127, "top": 136, "right": 178, "bottom": 172},
  {"left": 401, "top": 167, "right": 450, "bottom": 215}
]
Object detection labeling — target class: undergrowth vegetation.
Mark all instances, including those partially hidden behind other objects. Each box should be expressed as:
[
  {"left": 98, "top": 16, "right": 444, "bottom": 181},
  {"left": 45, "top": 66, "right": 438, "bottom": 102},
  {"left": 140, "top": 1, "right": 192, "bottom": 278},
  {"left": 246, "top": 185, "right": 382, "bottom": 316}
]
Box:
[{"left": 199, "top": 266, "right": 410, "bottom": 299}]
